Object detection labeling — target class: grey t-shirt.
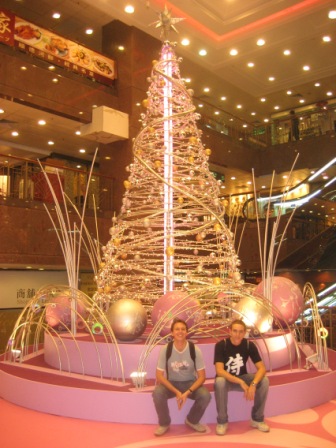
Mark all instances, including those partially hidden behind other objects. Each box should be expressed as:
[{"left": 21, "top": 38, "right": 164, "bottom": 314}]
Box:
[{"left": 157, "top": 342, "right": 205, "bottom": 382}]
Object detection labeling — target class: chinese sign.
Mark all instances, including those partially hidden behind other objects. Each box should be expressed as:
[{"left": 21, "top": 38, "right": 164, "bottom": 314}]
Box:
[{"left": 0, "top": 8, "right": 116, "bottom": 86}]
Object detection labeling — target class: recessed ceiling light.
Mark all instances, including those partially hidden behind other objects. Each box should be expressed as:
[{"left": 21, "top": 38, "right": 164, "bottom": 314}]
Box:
[
  {"left": 118, "top": 45, "right": 125, "bottom": 51},
  {"left": 48, "top": 65, "right": 56, "bottom": 70},
  {"left": 199, "top": 49, "right": 207, "bottom": 56},
  {"left": 236, "top": 104, "right": 242, "bottom": 109},
  {"left": 85, "top": 28, "right": 93, "bottom": 35},
  {"left": 220, "top": 96, "right": 226, "bottom": 101},
  {"left": 75, "top": 130, "right": 81, "bottom": 135},
  {"left": 242, "top": 124, "right": 248, "bottom": 128},
  {"left": 52, "top": 78, "right": 58, "bottom": 83},
  {"left": 203, "top": 87, "right": 210, "bottom": 92},
  {"left": 264, "top": 118, "right": 269, "bottom": 123},
  {"left": 247, "top": 62, "right": 254, "bottom": 67},
  {"left": 287, "top": 90, "right": 292, "bottom": 95},
  {"left": 229, "top": 48, "right": 238, "bottom": 56},
  {"left": 38, "top": 119, "right": 46, "bottom": 125},
  {"left": 11, "top": 131, "right": 19, "bottom": 136},
  {"left": 214, "top": 111, "right": 220, "bottom": 115},
  {"left": 260, "top": 97, "right": 266, "bottom": 102},
  {"left": 299, "top": 99, "right": 305, "bottom": 103},
  {"left": 181, "top": 38, "right": 190, "bottom": 46},
  {"left": 328, "top": 10, "right": 336, "bottom": 19},
  {"left": 323, "top": 35, "right": 331, "bottom": 42},
  {"left": 303, "top": 65, "right": 310, "bottom": 71},
  {"left": 274, "top": 106, "right": 280, "bottom": 110},
  {"left": 52, "top": 12, "right": 61, "bottom": 19},
  {"left": 198, "top": 104, "right": 203, "bottom": 108},
  {"left": 268, "top": 76, "right": 275, "bottom": 81},
  {"left": 257, "top": 38, "right": 265, "bottom": 46},
  {"left": 77, "top": 165, "right": 81, "bottom": 169},
  {"left": 327, "top": 91, "right": 333, "bottom": 96},
  {"left": 184, "top": 78, "right": 191, "bottom": 83},
  {"left": 79, "top": 148, "right": 86, "bottom": 153},
  {"left": 48, "top": 141, "right": 54, "bottom": 145},
  {"left": 231, "top": 176, "right": 236, "bottom": 180},
  {"left": 251, "top": 112, "right": 256, "bottom": 116},
  {"left": 314, "top": 82, "right": 321, "bottom": 87},
  {"left": 20, "top": 66, "right": 27, "bottom": 70},
  {"left": 0, "top": 109, "right": 4, "bottom": 114},
  {"left": 283, "top": 49, "right": 291, "bottom": 56},
  {"left": 125, "top": 5, "right": 135, "bottom": 14},
  {"left": 261, "top": 185, "right": 266, "bottom": 189}
]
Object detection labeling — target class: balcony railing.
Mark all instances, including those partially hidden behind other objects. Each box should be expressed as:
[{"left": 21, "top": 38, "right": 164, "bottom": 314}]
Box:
[{"left": 0, "top": 154, "right": 115, "bottom": 213}]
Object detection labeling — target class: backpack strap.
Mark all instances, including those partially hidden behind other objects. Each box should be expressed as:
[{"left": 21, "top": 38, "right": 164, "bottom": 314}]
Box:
[{"left": 165, "top": 340, "right": 196, "bottom": 379}]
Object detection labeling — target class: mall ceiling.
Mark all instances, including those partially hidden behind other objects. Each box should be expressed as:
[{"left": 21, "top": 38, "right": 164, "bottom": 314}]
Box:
[{"left": 0, "top": 0, "right": 336, "bottom": 197}]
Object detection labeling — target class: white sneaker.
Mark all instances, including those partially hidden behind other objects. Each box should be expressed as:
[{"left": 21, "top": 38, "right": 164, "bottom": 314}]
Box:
[
  {"left": 154, "top": 425, "right": 169, "bottom": 436},
  {"left": 216, "top": 423, "right": 228, "bottom": 435},
  {"left": 185, "top": 418, "right": 207, "bottom": 432},
  {"left": 251, "top": 420, "right": 270, "bottom": 432}
]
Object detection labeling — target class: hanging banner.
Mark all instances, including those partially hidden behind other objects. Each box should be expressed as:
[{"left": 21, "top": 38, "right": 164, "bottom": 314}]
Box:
[{"left": 0, "top": 8, "right": 116, "bottom": 86}]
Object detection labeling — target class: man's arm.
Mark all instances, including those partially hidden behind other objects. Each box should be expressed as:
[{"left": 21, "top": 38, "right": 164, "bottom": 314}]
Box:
[
  {"left": 245, "top": 360, "right": 267, "bottom": 401},
  {"left": 215, "top": 362, "right": 247, "bottom": 389}
]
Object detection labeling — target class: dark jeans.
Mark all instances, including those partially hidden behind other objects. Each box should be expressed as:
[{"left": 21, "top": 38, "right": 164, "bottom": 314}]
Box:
[
  {"left": 214, "top": 374, "right": 269, "bottom": 423},
  {"left": 152, "top": 380, "right": 211, "bottom": 426}
]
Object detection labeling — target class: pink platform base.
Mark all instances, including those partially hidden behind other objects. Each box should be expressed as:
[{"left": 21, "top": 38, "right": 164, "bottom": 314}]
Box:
[{"left": 0, "top": 333, "right": 336, "bottom": 424}]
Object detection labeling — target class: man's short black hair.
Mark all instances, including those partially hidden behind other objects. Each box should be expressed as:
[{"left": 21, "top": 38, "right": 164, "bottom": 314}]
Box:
[{"left": 230, "top": 319, "right": 247, "bottom": 331}]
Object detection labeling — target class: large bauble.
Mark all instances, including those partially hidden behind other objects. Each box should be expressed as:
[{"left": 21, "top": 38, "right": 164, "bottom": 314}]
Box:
[
  {"left": 45, "top": 293, "right": 87, "bottom": 330},
  {"left": 255, "top": 276, "right": 304, "bottom": 325},
  {"left": 231, "top": 294, "right": 273, "bottom": 334},
  {"left": 151, "top": 290, "right": 202, "bottom": 336},
  {"left": 106, "top": 299, "right": 147, "bottom": 341}
]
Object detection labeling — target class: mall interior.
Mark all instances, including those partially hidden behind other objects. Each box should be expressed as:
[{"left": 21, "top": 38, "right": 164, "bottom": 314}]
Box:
[{"left": 0, "top": 0, "right": 335, "bottom": 353}]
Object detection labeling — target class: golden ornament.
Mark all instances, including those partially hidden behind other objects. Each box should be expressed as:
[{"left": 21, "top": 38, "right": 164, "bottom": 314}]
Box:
[
  {"left": 142, "top": 99, "right": 149, "bottom": 108},
  {"left": 177, "top": 197, "right": 184, "bottom": 204},
  {"left": 124, "top": 180, "right": 131, "bottom": 190},
  {"left": 154, "top": 160, "right": 162, "bottom": 168},
  {"left": 189, "top": 136, "right": 197, "bottom": 144},
  {"left": 205, "top": 148, "right": 212, "bottom": 156},
  {"left": 213, "top": 277, "right": 221, "bottom": 285},
  {"left": 166, "top": 246, "right": 175, "bottom": 256},
  {"left": 214, "top": 223, "right": 222, "bottom": 232},
  {"left": 113, "top": 238, "right": 121, "bottom": 247},
  {"left": 188, "top": 156, "right": 195, "bottom": 163}
]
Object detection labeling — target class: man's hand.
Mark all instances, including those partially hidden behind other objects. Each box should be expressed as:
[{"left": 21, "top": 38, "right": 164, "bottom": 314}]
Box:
[
  {"left": 176, "top": 390, "right": 188, "bottom": 410},
  {"left": 245, "top": 384, "right": 256, "bottom": 401}
]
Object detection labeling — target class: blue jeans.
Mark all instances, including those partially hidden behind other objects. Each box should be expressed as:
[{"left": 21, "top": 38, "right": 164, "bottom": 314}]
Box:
[
  {"left": 214, "top": 374, "right": 269, "bottom": 423},
  {"left": 152, "top": 380, "right": 211, "bottom": 426}
]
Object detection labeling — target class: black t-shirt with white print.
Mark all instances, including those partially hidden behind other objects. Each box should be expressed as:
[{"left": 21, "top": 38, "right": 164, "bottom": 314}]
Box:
[{"left": 214, "top": 338, "right": 262, "bottom": 377}]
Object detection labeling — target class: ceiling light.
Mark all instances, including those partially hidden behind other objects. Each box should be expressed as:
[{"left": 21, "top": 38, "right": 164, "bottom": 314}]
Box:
[
  {"left": 314, "top": 82, "right": 321, "bottom": 87},
  {"left": 303, "top": 65, "right": 310, "bottom": 71},
  {"left": 229, "top": 48, "right": 238, "bottom": 56},
  {"left": 52, "top": 12, "right": 61, "bottom": 19},
  {"left": 323, "top": 35, "right": 331, "bottom": 42},
  {"left": 79, "top": 148, "right": 86, "bottom": 153},
  {"left": 118, "top": 46, "right": 125, "bottom": 51},
  {"left": 274, "top": 106, "right": 280, "bottom": 110},
  {"left": 125, "top": 5, "right": 135, "bottom": 14},
  {"left": 261, "top": 185, "right": 266, "bottom": 189},
  {"left": 328, "top": 10, "right": 336, "bottom": 19},
  {"left": 236, "top": 104, "right": 242, "bottom": 109},
  {"left": 198, "top": 104, "right": 203, "bottom": 108},
  {"left": 48, "top": 141, "right": 54, "bottom": 145},
  {"left": 77, "top": 165, "right": 81, "bottom": 169},
  {"left": 264, "top": 118, "right": 269, "bottom": 123},
  {"left": 214, "top": 111, "right": 220, "bottom": 115},
  {"left": 11, "top": 131, "right": 19, "bottom": 136},
  {"left": 299, "top": 99, "right": 305, "bottom": 103},
  {"left": 52, "top": 78, "right": 58, "bottom": 83},
  {"left": 257, "top": 38, "right": 265, "bottom": 46},
  {"left": 75, "top": 130, "right": 81, "bottom": 135},
  {"left": 199, "top": 49, "right": 207, "bottom": 56},
  {"left": 247, "top": 62, "right": 254, "bottom": 67},
  {"left": 231, "top": 176, "right": 236, "bottom": 180},
  {"left": 287, "top": 90, "right": 292, "bottom": 95},
  {"left": 38, "top": 120, "right": 46, "bottom": 125},
  {"left": 268, "top": 76, "right": 275, "bottom": 81},
  {"left": 203, "top": 87, "right": 210, "bottom": 92},
  {"left": 327, "top": 91, "right": 333, "bottom": 96},
  {"left": 184, "top": 78, "right": 191, "bottom": 83},
  {"left": 242, "top": 124, "right": 248, "bottom": 128},
  {"left": 85, "top": 28, "right": 93, "bottom": 35},
  {"left": 283, "top": 49, "right": 291, "bottom": 56},
  {"left": 0, "top": 109, "right": 4, "bottom": 114},
  {"left": 260, "top": 97, "right": 266, "bottom": 102},
  {"left": 20, "top": 66, "right": 27, "bottom": 70},
  {"left": 181, "top": 38, "right": 190, "bottom": 46},
  {"left": 220, "top": 96, "right": 226, "bottom": 101},
  {"left": 251, "top": 112, "right": 256, "bottom": 116},
  {"left": 48, "top": 65, "right": 55, "bottom": 70}
]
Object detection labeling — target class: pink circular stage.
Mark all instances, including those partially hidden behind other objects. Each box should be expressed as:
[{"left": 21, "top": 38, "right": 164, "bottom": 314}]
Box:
[{"left": 0, "top": 332, "right": 335, "bottom": 423}]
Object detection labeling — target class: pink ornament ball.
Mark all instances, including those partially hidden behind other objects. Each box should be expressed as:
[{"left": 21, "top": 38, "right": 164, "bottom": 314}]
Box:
[
  {"left": 255, "top": 276, "right": 304, "bottom": 325},
  {"left": 46, "top": 295, "right": 87, "bottom": 330},
  {"left": 151, "top": 290, "right": 202, "bottom": 336}
]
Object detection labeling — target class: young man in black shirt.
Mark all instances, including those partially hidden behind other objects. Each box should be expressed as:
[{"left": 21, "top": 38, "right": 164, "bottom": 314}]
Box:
[{"left": 214, "top": 319, "right": 270, "bottom": 435}]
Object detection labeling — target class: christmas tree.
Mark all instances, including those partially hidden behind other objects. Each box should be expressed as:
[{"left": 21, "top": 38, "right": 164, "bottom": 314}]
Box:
[{"left": 94, "top": 11, "right": 243, "bottom": 314}]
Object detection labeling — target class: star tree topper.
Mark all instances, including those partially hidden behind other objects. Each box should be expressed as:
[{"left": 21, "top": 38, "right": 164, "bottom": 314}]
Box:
[{"left": 152, "top": 5, "right": 184, "bottom": 40}]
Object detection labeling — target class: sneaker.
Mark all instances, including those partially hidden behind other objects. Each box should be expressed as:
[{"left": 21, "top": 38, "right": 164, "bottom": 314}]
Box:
[
  {"left": 154, "top": 425, "right": 169, "bottom": 436},
  {"left": 185, "top": 418, "right": 207, "bottom": 433},
  {"left": 251, "top": 420, "right": 270, "bottom": 432},
  {"left": 216, "top": 423, "right": 228, "bottom": 435}
]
